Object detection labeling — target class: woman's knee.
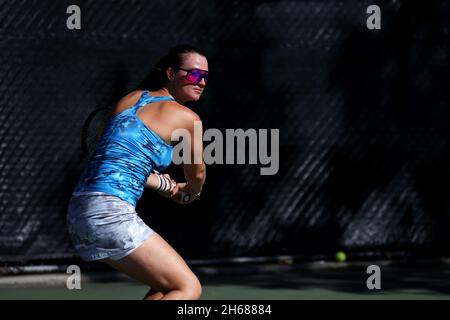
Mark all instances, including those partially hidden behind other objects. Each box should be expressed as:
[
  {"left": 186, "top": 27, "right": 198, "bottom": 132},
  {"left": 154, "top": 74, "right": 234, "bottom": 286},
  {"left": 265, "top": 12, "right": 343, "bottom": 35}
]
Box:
[{"left": 179, "top": 275, "right": 202, "bottom": 300}]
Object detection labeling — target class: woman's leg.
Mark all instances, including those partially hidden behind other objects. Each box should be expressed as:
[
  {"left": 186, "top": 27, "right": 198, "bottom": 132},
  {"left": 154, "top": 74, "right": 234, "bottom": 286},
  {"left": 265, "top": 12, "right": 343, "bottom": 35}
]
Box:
[
  {"left": 143, "top": 288, "right": 165, "bottom": 300},
  {"left": 102, "top": 232, "right": 202, "bottom": 300}
]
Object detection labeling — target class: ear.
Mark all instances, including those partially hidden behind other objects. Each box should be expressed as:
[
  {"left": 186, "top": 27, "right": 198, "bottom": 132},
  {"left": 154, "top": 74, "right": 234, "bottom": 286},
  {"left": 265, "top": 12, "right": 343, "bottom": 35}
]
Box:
[{"left": 166, "top": 68, "right": 175, "bottom": 81}]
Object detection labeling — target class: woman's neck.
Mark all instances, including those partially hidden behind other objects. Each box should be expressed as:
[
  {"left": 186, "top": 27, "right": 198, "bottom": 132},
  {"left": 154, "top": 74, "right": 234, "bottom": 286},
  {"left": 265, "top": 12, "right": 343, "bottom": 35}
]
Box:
[{"left": 151, "top": 87, "right": 180, "bottom": 102}]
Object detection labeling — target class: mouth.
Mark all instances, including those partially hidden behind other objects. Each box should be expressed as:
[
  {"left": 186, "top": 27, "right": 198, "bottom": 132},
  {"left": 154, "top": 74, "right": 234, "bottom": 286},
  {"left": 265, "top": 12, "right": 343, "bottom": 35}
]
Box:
[{"left": 193, "top": 89, "right": 203, "bottom": 94}]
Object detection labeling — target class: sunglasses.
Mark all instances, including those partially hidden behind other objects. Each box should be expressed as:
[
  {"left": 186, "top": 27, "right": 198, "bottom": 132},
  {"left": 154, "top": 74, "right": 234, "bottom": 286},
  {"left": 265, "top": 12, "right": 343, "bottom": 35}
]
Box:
[{"left": 176, "top": 67, "right": 209, "bottom": 85}]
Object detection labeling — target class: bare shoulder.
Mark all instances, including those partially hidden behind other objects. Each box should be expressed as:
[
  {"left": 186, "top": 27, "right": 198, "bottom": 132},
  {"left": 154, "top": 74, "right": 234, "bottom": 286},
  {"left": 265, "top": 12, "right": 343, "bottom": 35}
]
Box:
[
  {"left": 114, "top": 90, "right": 143, "bottom": 115},
  {"left": 164, "top": 100, "right": 202, "bottom": 123}
]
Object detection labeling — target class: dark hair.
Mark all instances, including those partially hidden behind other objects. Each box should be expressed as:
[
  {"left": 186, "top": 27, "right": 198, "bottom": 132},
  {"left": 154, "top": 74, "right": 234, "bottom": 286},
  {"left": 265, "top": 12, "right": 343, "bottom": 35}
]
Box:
[{"left": 136, "top": 44, "right": 206, "bottom": 91}]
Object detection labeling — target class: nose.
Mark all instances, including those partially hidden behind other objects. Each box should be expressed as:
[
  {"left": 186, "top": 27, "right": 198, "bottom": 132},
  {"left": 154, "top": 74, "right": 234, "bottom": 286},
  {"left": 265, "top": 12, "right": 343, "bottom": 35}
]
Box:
[{"left": 198, "top": 77, "right": 207, "bottom": 87}]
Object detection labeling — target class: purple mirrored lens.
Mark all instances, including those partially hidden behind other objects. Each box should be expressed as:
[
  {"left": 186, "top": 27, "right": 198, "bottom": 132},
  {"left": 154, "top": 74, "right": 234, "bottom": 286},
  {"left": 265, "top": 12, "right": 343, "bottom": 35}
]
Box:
[{"left": 186, "top": 70, "right": 208, "bottom": 84}]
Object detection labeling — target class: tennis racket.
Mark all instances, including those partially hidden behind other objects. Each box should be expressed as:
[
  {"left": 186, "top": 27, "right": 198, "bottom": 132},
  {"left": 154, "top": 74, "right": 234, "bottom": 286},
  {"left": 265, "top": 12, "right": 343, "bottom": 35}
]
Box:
[{"left": 80, "top": 106, "right": 114, "bottom": 158}]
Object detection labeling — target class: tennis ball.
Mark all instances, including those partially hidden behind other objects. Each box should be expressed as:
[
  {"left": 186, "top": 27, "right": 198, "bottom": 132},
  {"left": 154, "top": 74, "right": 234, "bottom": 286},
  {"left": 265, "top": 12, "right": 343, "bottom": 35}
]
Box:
[{"left": 335, "top": 251, "right": 347, "bottom": 262}]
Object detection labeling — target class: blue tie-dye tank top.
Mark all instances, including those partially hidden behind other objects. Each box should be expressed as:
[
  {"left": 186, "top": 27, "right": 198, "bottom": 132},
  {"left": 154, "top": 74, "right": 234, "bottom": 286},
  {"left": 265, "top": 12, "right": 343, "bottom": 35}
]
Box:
[{"left": 74, "top": 91, "right": 174, "bottom": 206}]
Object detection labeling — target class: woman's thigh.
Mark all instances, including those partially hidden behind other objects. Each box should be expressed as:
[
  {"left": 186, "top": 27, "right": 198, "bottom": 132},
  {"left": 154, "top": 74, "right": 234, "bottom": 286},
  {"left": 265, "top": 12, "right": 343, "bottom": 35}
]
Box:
[{"left": 102, "top": 232, "right": 200, "bottom": 292}]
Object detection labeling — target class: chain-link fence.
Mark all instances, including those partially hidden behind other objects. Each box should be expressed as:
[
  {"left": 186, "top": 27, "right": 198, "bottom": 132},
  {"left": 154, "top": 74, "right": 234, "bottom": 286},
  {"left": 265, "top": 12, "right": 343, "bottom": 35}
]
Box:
[{"left": 0, "top": 0, "right": 449, "bottom": 262}]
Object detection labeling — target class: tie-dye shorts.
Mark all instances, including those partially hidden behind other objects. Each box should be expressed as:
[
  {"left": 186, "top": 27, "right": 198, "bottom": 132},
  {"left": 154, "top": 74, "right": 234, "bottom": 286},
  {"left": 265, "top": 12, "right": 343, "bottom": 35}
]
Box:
[{"left": 66, "top": 192, "right": 154, "bottom": 261}]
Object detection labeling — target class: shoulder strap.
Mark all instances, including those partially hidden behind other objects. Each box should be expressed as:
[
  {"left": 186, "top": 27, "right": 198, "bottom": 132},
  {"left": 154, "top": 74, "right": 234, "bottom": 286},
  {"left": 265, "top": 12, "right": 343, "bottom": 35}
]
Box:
[{"left": 134, "top": 91, "right": 174, "bottom": 111}]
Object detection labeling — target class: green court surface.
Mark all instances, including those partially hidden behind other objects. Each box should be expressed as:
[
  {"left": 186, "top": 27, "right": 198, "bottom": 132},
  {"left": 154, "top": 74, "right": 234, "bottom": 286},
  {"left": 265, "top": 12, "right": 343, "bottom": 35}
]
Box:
[{"left": 1, "top": 261, "right": 449, "bottom": 300}]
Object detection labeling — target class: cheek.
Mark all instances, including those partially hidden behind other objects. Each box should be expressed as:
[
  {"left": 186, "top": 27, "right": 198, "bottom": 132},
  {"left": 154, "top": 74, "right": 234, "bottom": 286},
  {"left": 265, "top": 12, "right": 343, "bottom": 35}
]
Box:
[
  {"left": 181, "top": 85, "right": 192, "bottom": 94},
  {"left": 175, "top": 80, "right": 191, "bottom": 93},
  {"left": 182, "top": 84, "right": 197, "bottom": 95}
]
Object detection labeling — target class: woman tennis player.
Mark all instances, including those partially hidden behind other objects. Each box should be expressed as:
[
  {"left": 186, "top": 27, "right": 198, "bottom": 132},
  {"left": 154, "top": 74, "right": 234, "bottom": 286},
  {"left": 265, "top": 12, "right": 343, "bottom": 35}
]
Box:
[{"left": 67, "top": 44, "right": 208, "bottom": 300}]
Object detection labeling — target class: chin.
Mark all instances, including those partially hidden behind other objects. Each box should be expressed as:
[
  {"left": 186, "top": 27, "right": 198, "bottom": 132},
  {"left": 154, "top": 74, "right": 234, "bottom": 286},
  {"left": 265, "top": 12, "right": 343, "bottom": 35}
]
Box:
[{"left": 190, "top": 94, "right": 202, "bottom": 101}]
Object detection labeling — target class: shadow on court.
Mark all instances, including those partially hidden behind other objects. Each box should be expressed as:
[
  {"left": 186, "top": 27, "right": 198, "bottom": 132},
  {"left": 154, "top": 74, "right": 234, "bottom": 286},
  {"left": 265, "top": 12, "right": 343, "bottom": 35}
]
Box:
[{"left": 196, "top": 262, "right": 450, "bottom": 299}]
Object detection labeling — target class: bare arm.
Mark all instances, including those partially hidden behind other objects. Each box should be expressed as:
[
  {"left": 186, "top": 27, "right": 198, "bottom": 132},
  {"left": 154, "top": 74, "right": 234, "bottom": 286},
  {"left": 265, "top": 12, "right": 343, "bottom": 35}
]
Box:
[
  {"left": 145, "top": 172, "right": 176, "bottom": 199},
  {"left": 183, "top": 116, "right": 206, "bottom": 195},
  {"left": 171, "top": 113, "right": 206, "bottom": 204},
  {"left": 145, "top": 173, "right": 159, "bottom": 189}
]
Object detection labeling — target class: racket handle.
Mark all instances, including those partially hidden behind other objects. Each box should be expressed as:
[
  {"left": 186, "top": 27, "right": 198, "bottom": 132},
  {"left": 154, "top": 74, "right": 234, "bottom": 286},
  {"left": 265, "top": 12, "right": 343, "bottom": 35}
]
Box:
[
  {"left": 179, "top": 190, "right": 201, "bottom": 203},
  {"left": 179, "top": 191, "right": 192, "bottom": 203}
]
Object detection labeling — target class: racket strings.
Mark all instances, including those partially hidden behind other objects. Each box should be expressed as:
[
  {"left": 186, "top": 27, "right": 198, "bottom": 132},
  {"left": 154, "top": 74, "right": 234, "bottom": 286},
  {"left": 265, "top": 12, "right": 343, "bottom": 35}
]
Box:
[{"left": 81, "top": 107, "right": 113, "bottom": 157}]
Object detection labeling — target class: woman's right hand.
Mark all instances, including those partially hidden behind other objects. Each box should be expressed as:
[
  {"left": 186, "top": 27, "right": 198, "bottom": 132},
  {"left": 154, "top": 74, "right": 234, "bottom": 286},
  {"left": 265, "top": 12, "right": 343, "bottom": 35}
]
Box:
[{"left": 171, "top": 183, "right": 200, "bottom": 205}]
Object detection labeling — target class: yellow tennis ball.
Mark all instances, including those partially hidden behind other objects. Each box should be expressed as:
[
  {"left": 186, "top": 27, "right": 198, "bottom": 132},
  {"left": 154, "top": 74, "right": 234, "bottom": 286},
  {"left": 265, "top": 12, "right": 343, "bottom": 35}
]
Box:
[{"left": 336, "top": 251, "right": 347, "bottom": 262}]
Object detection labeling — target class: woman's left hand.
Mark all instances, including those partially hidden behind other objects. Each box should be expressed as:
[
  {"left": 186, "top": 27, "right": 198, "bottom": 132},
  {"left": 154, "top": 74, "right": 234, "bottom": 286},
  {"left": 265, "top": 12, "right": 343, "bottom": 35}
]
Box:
[
  {"left": 157, "top": 174, "right": 177, "bottom": 198},
  {"left": 146, "top": 172, "right": 177, "bottom": 197}
]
